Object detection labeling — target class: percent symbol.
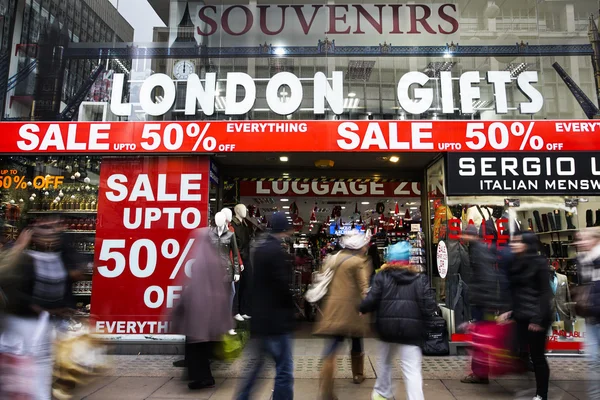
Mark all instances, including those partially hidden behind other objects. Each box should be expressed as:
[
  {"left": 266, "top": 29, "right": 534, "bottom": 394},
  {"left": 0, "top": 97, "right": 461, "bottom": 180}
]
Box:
[
  {"left": 510, "top": 122, "right": 542, "bottom": 150},
  {"left": 166, "top": 238, "right": 196, "bottom": 279},
  {"left": 187, "top": 123, "right": 216, "bottom": 152},
  {"left": 14, "top": 176, "right": 27, "bottom": 189}
]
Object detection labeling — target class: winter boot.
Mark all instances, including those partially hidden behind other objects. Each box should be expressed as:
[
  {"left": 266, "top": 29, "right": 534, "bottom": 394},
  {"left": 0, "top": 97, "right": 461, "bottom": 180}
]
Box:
[
  {"left": 595, "top": 210, "right": 600, "bottom": 227},
  {"left": 533, "top": 211, "right": 543, "bottom": 232},
  {"left": 542, "top": 214, "right": 550, "bottom": 232},
  {"left": 553, "top": 210, "right": 562, "bottom": 231},
  {"left": 550, "top": 242, "right": 559, "bottom": 258},
  {"left": 351, "top": 352, "right": 365, "bottom": 384},
  {"left": 542, "top": 244, "right": 551, "bottom": 258},
  {"left": 566, "top": 212, "right": 577, "bottom": 230},
  {"left": 587, "top": 210, "right": 594, "bottom": 227},
  {"left": 562, "top": 244, "right": 570, "bottom": 258},
  {"left": 319, "top": 356, "right": 337, "bottom": 400},
  {"left": 547, "top": 212, "right": 556, "bottom": 231}
]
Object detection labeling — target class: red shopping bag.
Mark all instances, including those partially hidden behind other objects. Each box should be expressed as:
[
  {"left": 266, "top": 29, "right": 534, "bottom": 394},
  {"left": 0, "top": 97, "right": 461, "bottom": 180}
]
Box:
[
  {"left": 468, "top": 321, "right": 522, "bottom": 376},
  {"left": 0, "top": 353, "right": 35, "bottom": 399}
]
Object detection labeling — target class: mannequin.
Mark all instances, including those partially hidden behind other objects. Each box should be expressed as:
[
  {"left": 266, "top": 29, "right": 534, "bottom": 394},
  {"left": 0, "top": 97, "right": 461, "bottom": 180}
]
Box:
[
  {"left": 232, "top": 204, "right": 253, "bottom": 320},
  {"left": 210, "top": 211, "right": 240, "bottom": 335},
  {"left": 222, "top": 207, "right": 246, "bottom": 322},
  {"left": 550, "top": 267, "right": 573, "bottom": 334}
]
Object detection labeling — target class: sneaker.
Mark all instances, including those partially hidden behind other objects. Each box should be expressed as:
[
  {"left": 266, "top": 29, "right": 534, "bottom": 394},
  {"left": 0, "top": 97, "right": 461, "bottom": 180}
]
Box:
[
  {"left": 371, "top": 391, "right": 387, "bottom": 400},
  {"left": 228, "top": 329, "right": 237, "bottom": 335},
  {"left": 234, "top": 314, "right": 245, "bottom": 322},
  {"left": 532, "top": 396, "right": 545, "bottom": 400},
  {"left": 242, "top": 314, "right": 252, "bottom": 319},
  {"left": 460, "top": 373, "right": 489, "bottom": 384},
  {"left": 188, "top": 378, "right": 216, "bottom": 390}
]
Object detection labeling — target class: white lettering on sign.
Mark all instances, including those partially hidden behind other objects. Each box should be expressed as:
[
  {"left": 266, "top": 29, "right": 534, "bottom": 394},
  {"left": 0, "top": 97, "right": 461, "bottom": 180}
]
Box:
[
  {"left": 17, "top": 123, "right": 111, "bottom": 151},
  {"left": 110, "top": 70, "right": 543, "bottom": 117},
  {"left": 337, "top": 122, "right": 435, "bottom": 150},
  {"left": 248, "top": 180, "right": 419, "bottom": 197}
]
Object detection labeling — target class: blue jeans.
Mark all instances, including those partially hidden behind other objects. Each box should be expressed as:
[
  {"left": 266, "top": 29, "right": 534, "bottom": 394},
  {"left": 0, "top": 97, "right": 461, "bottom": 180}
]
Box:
[
  {"left": 586, "top": 322, "right": 600, "bottom": 399},
  {"left": 236, "top": 334, "right": 294, "bottom": 400}
]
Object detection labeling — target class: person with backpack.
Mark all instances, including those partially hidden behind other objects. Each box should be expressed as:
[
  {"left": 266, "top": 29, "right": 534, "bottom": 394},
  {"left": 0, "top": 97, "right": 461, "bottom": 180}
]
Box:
[
  {"left": 313, "top": 229, "right": 372, "bottom": 400},
  {"left": 359, "top": 241, "right": 437, "bottom": 400}
]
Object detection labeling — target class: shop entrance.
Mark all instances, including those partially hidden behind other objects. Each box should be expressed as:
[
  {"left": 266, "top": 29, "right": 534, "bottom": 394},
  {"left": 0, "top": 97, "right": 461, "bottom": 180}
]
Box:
[{"left": 214, "top": 152, "right": 440, "bottom": 334}]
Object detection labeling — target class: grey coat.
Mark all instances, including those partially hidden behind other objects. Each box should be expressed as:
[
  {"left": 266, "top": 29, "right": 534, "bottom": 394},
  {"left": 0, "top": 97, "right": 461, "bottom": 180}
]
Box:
[{"left": 208, "top": 227, "right": 240, "bottom": 282}]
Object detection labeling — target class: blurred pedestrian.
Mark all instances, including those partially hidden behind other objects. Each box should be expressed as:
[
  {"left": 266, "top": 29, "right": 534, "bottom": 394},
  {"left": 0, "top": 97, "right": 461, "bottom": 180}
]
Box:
[
  {"left": 575, "top": 227, "right": 600, "bottom": 399},
  {"left": 499, "top": 232, "right": 553, "bottom": 400},
  {"left": 360, "top": 241, "right": 437, "bottom": 400},
  {"left": 236, "top": 212, "right": 295, "bottom": 400},
  {"left": 171, "top": 228, "right": 232, "bottom": 390},
  {"left": 314, "top": 229, "right": 372, "bottom": 400},
  {"left": 0, "top": 217, "right": 80, "bottom": 400},
  {"left": 460, "top": 225, "right": 499, "bottom": 384}
]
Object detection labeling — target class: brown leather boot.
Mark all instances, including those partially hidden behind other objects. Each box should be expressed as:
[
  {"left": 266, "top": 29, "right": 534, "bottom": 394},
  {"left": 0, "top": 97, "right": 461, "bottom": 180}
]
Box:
[
  {"left": 319, "top": 355, "right": 337, "bottom": 400},
  {"left": 351, "top": 352, "right": 365, "bottom": 384}
]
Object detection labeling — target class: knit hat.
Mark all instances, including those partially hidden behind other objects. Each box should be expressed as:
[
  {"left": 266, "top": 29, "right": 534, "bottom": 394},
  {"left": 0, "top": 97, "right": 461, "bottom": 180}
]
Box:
[
  {"left": 340, "top": 229, "right": 372, "bottom": 250},
  {"left": 386, "top": 241, "right": 411, "bottom": 265},
  {"left": 270, "top": 212, "right": 291, "bottom": 232}
]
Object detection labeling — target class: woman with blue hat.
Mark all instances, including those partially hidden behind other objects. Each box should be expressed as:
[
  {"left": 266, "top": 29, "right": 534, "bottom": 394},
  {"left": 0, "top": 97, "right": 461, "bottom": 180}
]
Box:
[{"left": 360, "top": 241, "right": 437, "bottom": 400}]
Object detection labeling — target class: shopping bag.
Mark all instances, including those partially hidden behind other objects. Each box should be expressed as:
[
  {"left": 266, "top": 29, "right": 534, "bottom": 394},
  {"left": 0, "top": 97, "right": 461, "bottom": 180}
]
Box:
[
  {"left": 0, "top": 311, "right": 50, "bottom": 399},
  {"left": 468, "top": 321, "right": 521, "bottom": 376},
  {"left": 213, "top": 331, "right": 250, "bottom": 361},
  {"left": 422, "top": 313, "right": 449, "bottom": 356}
]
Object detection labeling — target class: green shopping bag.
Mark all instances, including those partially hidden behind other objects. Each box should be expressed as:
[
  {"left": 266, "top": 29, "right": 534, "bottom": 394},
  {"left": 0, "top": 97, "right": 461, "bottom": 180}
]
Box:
[{"left": 214, "top": 330, "right": 250, "bottom": 361}]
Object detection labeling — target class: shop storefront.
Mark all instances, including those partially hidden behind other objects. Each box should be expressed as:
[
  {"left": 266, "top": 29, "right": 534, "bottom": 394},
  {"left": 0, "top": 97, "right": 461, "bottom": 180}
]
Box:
[{"left": 0, "top": 0, "right": 599, "bottom": 353}]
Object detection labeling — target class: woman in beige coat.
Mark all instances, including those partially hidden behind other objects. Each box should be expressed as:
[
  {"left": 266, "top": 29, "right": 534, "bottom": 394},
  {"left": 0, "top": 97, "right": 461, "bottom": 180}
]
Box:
[{"left": 314, "top": 230, "right": 372, "bottom": 400}]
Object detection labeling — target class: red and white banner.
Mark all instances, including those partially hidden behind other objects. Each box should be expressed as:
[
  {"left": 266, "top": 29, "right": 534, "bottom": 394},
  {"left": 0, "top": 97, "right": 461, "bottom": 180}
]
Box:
[
  {"left": 240, "top": 179, "right": 421, "bottom": 197},
  {"left": 91, "top": 157, "right": 209, "bottom": 334},
  {"left": 3, "top": 120, "right": 599, "bottom": 153}
]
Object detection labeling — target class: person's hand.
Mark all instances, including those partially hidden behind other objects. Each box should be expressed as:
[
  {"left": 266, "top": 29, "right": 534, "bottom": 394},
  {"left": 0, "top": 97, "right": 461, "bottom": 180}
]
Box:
[
  {"left": 14, "top": 229, "right": 33, "bottom": 251},
  {"left": 528, "top": 323, "right": 544, "bottom": 332},
  {"left": 234, "top": 274, "right": 240, "bottom": 282},
  {"left": 240, "top": 265, "right": 245, "bottom": 272},
  {"left": 497, "top": 311, "right": 512, "bottom": 323},
  {"left": 358, "top": 312, "right": 363, "bottom": 316}
]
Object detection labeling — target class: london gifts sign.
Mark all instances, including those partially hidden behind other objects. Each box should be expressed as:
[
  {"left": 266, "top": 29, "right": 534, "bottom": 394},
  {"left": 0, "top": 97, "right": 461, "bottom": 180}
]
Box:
[
  {"left": 169, "top": 3, "right": 459, "bottom": 47},
  {"left": 110, "top": 70, "right": 543, "bottom": 117}
]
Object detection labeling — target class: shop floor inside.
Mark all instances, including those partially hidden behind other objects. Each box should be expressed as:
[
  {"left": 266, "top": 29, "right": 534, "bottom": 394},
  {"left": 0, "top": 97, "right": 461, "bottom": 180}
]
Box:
[{"left": 73, "top": 338, "right": 589, "bottom": 399}]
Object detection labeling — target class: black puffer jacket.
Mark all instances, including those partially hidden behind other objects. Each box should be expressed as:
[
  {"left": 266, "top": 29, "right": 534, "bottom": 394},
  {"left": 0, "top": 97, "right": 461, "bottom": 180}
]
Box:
[
  {"left": 359, "top": 265, "right": 437, "bottom": 345},
  {"left": 468, "top": 239, "right": 501, "bottom": 310},
  {"left": 508, "top": 252, "right": 553, "bottom": 328}
]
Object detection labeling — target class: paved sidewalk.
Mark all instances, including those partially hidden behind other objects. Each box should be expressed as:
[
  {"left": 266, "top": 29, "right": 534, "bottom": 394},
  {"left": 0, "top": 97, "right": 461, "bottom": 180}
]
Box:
[{"left": 73, "top": 377, "right": 588, "bottom": 399}]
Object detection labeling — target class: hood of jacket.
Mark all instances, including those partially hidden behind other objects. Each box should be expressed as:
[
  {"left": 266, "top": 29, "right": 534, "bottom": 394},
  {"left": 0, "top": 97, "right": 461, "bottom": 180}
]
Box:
[{"left": 381, "top": 264, "right": 420, "bottom": 284}]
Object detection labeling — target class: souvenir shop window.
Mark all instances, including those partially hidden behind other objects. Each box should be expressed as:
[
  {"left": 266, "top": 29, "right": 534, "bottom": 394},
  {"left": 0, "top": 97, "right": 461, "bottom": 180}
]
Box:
[{"left": 0, "top": 155, "right": 101, "bottom": 319}]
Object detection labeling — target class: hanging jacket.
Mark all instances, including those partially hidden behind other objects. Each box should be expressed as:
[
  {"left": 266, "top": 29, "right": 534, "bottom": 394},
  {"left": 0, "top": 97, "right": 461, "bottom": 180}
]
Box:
[{"left": 359, "top": 265, "right": 437, "bottom": 345}]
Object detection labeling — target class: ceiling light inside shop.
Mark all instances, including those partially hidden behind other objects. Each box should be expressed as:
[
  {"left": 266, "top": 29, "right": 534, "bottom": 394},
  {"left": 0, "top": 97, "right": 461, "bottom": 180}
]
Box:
[
  {"left": 341, "top": 206, "right": 346, "bottom": 209},
  {"left": 285, "top": 212, "right": 290, "bottom": 215},
  {"left": 210, "top": 198, "right": 216, "bottom": 201},
  {"left": 389, "top": 156, "right": 400, "bottom": 163},
  {"left": 282, "top": 206, "right": 290, "bottom": 209},
  {"left": 410, "top": 207, "right": 418, "bottom": 210},
  {"left": 280, "top": 199, "right": 289, "bottom": 202},
  {"left": 361, "top": 202, "right": 370, "bottom": 205},
  {"left": 280, "top": 156, "right": 289, "bottom": 162}
]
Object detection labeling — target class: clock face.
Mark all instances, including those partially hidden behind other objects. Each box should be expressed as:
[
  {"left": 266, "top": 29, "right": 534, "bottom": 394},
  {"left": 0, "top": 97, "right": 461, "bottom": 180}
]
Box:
[{"left": 173, "top": 60, "right": 195, "bottom": 80}]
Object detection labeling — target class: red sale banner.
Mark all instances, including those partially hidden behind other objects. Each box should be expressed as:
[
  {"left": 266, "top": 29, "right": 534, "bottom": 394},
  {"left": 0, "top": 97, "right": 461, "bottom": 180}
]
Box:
[
  {"left": 1, "top": 120, "right": 599, "bottom": 153},
  {"left": 239, "top": 179, "right": 421, "bottom": 197},
  {"left": 91, "top": 157, "right": 209, "bottom": 334}
]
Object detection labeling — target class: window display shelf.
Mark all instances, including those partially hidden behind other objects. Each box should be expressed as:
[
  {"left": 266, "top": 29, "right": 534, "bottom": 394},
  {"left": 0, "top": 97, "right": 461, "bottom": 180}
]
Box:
[
  {"left": 29, "top": 210, "right": 97, "bottom": 214},
  {"left": 534, "top": 229, "right": 578, "bottom": 236},
  {"left": 64, "top": 230, "right": 96, "bottom": 234}
]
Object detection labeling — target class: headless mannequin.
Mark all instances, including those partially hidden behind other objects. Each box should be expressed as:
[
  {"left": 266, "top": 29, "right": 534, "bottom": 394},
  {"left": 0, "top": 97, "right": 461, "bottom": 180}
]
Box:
[
  {"left": 550, "top": 268, "right": 573, "bottom": 333},
  {"left": 232, "top": 204, "right": 253, "bottom": 320},
  {"left": 212, "top": 212, "right": 240, "bottom": 335}
]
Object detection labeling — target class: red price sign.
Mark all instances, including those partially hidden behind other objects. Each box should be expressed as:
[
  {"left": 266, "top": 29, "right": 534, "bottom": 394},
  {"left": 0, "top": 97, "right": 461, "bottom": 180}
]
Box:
[
  {"left": 1, "top": 120, "right": 599, "bottom": 153},
  {"left": 91, "top": 157, "right": 209, "bottom": 334}
]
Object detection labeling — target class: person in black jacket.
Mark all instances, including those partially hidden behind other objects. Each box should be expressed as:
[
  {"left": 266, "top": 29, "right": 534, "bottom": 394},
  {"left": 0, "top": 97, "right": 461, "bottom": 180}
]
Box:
[
  {"left": 360, "top": 241, "right": 437, "bottom": 400},
  {"left": 236, "top": 212, "right": 295, "bottom": 400},
  {"left": 498, "top": 232, "right": 552, "bottom": 400}
]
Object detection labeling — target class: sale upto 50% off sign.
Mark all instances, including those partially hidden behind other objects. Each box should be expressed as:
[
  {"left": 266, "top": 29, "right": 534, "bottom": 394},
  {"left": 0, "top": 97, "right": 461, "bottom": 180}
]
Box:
[
  {"left": 0, "top": 169, "right": 64, "bottom": 189},
  {"left": 91, "top": 157, "right": 209, "bottom": 335}
]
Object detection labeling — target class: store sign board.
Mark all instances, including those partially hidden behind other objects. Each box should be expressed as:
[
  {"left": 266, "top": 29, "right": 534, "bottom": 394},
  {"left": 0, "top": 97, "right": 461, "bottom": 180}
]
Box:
[
  {"left": 109, "top": 70, "right": 542, "bottom": 117},
  {"left": 2, "top": 120, "right": 599, "bottom": 154},
  {"left": 91, "top": 157, "right": 209, "bottom": 334},
  {"left": 446, "top": 152, "right": 600, "bottom": 196},
  {"left": 436, "top": 240, "right": 448, "bottom": 279},
  {"left": 240, "top": 180, "right": 421, "bottom": 197},
  {"left": 171, "top": 3, "right": 459, "bottom": 47}
]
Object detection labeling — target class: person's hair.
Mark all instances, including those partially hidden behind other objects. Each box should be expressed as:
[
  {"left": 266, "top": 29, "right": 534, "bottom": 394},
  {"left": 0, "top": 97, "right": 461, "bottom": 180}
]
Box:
[
  {"left": 518, "top": 231, "right": 540, "bottom": 254},
  {"left": 579, "top": 227, "right": 600, "bottom": 242}
]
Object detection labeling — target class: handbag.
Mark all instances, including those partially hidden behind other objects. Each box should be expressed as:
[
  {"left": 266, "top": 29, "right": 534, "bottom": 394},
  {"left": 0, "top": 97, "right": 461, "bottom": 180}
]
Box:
[
  {"left": 421, "top": 312, "right": 449, "bottom": 356},
  {"left": 304, "top": 253, "right": 354, "bottom": 304}
]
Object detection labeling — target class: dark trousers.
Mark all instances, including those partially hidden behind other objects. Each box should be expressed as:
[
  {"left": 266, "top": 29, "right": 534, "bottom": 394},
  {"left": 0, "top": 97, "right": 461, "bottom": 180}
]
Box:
[
  {"left": 233, "top": 256, "right": 253, "bottom": 316},
  {"left": 324, "top": 336, "right": 363, "bottom": 357},
  {"left": 186, "top": 341, "right": 214, "bottom": 383},
  {"left": 236, "top": 334, "right": 294, "bottom": 400},
  {"left": 516, "top": 320, "right": 549, "bottom": 399}
]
